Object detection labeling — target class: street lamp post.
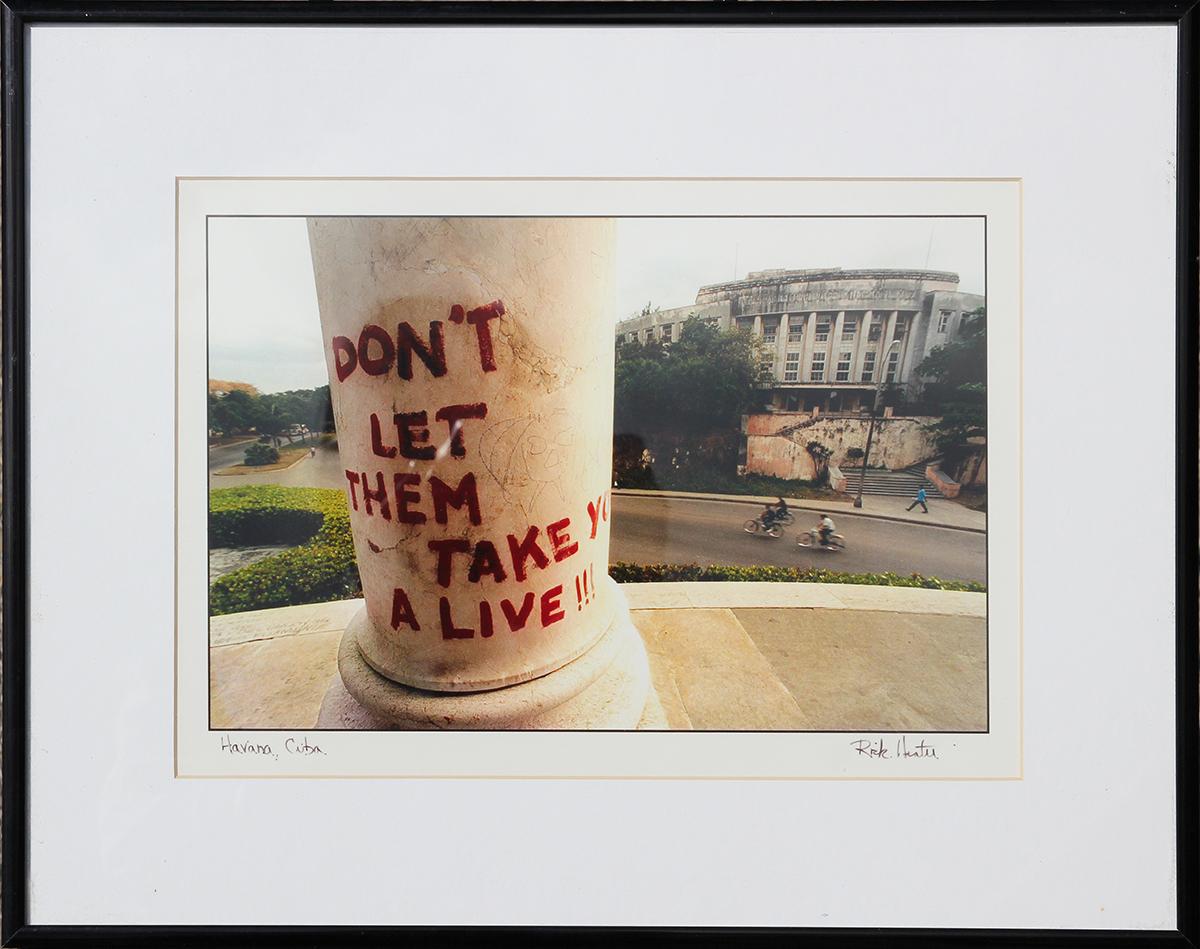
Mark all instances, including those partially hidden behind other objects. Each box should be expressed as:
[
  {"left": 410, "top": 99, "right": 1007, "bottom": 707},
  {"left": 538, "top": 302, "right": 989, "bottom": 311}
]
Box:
[{"left": 854, "top": 339, "right": 902, "bottom": 509}]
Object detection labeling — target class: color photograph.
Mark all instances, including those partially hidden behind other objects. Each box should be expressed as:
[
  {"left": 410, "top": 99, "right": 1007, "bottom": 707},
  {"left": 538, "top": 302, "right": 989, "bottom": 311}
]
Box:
[{"left": 207, "top": 215, "right": 988, "bottom": 733}]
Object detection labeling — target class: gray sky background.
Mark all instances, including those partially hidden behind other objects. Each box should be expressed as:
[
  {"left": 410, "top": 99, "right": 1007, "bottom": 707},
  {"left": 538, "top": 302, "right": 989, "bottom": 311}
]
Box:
[{"left": 208, "top": 216, "right": 985, "bottom": 394}]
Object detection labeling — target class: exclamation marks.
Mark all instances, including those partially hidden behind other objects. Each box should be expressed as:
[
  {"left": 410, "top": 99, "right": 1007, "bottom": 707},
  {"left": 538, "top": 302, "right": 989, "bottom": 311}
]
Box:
[{"left": 574, "top": 563, "right": 596, "bottom": 611}]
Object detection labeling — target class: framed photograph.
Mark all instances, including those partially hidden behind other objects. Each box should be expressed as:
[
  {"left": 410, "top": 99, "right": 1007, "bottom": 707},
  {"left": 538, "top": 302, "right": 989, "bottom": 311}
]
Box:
[{"left": 4, "top": 2, "right": 1196, "bottom": 944}]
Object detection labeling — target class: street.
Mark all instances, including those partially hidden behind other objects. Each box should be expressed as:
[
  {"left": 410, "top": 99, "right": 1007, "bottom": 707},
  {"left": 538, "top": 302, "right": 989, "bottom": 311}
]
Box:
[
  {"left": 609, "top": 494, "right": 986, "bottom": 584},
  {"left": 207, "top": 438, "right": 258, "bottom": 471},
  {"left": 209, "top": 445, "right": 986, "bottom": 584},
  {"left": 209, "top": 439, "right": 346, "bottom": 489}
]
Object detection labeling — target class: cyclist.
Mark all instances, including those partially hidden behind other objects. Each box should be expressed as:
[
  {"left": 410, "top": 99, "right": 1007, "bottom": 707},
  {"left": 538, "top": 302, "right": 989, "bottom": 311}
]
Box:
[{"left": 817, "top": 513, "right": 836, "bottom": 547}]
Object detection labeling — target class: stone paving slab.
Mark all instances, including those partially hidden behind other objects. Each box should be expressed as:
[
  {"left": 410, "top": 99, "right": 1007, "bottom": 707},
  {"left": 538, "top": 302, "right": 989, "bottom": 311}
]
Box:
[
  {"left": 211, "top": 629, "right": 341, "bottom": 729},
  {"left": 622, "top": 581, "right": 986, "bottom": 616},
  {"left": 632, "top": 608, "right": 812, "bottom": 731},
  {"left": 734, "top": 608, "right": 987, "bottom": 731},
  {"left": 210, "top": 598, "right": 362, "bottom": 647}
]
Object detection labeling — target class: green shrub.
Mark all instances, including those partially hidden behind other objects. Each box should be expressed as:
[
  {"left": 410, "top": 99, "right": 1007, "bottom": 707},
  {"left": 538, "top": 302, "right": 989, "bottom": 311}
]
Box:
[
  {"left": 243, "top": 442, "right": 280, "bottom": 466},
  {"left": 609, "top": 561, "right": 985, "bottom": 592},
  {"left": 209, "top": 486, "right": 360, "bottom": 615},
  {"left": 613, "top": 463, "right": 833, "bottom": 500}
]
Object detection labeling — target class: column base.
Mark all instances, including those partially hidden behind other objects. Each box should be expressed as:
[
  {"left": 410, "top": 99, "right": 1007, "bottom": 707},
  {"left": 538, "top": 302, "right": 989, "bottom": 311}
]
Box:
[{"left": 316, "top": 580, "right": 663, "bottom": 730}]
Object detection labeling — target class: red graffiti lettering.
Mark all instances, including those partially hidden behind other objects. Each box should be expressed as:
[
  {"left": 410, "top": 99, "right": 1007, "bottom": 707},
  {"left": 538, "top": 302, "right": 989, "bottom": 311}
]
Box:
[
  {"left": 586, "top": 497, "right": 602, "bottom": 539},
  {"left": 466, "top": 300, "right": 504, "bottom": 372},
  {"left": 390, "top": 587, "right": 420, "bottom": 631},
  {"left": 397, "top": 321, "right": 447, "bottom": 380},
  {"left": 358, "top": 324, "right": 395, "bottom": 375},
  {"left": 344, "top": 470, "right": 361, "bottom": 510},
  {"left": 500, "top": 592, "right": 535, "bottom": 631},
  {"left": 467, "top": 540, "right": 507, "bottom": 584},
  {"left": 434, "top": 402, "right": 488, "bottom": 458},
  {"left": 428, "top": 538, "right": 471, "bottom": 588},
  {"left": 360, "top": 470, "right": 392, "bottom": 520},
  {"left": 370, "top": 413, "right": 398, "bottom": 458},
  {"left": 332, "top": 336, "right": 357, "bottom": 382},
  {"left": 439, "top": 597, "right": 473, "bottom": 639},
  {"left": 429, "top": 473, "right": 481, "bottom": 526},
  {"left": 540, "top": 585, "right": 565, "bottom": 627},
  {"left": 395, "top": 411, "right": 435, "bottom": 460},
  {"left": 506, "top": 526, "right": 550, "bottom": 582},
  {"left": 393, "top": 473, "right": 426, "bottom": 524},
  {"left": 547, "top": 517, "right": 578, "bottom": 562}
]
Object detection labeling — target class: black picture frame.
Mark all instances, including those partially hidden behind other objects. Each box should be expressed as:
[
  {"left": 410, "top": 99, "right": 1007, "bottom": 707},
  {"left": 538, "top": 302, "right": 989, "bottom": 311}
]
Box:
[{"left": 2, "top": 2, "right": 1196, "bottom": 946}]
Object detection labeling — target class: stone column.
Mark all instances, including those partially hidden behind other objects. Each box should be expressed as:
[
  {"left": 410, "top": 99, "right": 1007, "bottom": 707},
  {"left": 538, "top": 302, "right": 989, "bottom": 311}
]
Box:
[
  {"left": 853, "top": 310, "right": 874, "bottom": 381},
  {"left": 309, "top": 218, "right": 654, "bottom": 730},
  {"left": 883, "top": 310, "right": 900, "bottom": 382},
  {"left": 801, "top": 311, "right": 818, "bottom": 383},
  {"left": 899, "top": 309, "right": 924, "bottom": 385}
]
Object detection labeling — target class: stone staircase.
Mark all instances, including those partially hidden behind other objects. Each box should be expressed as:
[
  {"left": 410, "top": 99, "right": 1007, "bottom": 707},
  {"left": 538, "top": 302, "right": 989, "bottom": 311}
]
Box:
[{"left": 839, "top": 463, "right": 943, "bottom": 498}]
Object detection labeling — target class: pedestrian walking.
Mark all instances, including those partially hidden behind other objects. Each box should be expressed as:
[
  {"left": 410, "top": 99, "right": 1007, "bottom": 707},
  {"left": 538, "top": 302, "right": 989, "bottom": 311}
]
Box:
[{"left": 906, "top": 486, "right": 929, "bottom": 513}]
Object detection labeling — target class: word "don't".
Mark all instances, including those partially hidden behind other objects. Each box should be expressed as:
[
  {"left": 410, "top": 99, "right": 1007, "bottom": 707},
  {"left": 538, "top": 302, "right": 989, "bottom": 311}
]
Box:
[{"left": 331, "top": 300, "right": 505, "bottom": 382}]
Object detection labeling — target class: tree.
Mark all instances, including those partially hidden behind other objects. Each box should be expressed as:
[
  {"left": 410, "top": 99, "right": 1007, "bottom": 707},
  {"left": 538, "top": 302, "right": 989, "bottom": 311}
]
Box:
[
  {"left": 805, "top": 440, "right": 833, "bottom": 485},
  {"left": 917, "top": 307, "right": 987, "bottom": 471},
  {"left": 208, "top": 389, "right": 260, "bottom": 435},
  {"left": 208, "top": 384, "right": 336, "bottom": 440},
  {"left": 309, "top": 385, "right": 335, "bottom": 433},
  {"left": 614, "top": 316, "right": 769, "bottom": 474}
]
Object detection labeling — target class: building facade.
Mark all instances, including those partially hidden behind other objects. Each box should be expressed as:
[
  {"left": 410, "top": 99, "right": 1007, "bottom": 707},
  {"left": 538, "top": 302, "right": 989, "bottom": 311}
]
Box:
[{"left": 616, "top": 268, "right": 984, "bottom": 413}]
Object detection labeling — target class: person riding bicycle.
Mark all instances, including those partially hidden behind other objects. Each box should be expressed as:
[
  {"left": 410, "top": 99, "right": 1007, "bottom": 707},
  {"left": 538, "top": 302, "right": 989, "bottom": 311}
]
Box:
[
  {"left": 817, "top": 514, "right": 836, "bottom": 547},
  {"left": 760, "top": 502, "right": 782, "bottom": 528}
]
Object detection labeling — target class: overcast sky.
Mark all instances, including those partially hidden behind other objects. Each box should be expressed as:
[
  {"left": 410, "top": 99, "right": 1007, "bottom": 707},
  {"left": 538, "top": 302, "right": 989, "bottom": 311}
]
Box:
[{"left": 208, "top": 216, "right": 985, "bottom": 393}]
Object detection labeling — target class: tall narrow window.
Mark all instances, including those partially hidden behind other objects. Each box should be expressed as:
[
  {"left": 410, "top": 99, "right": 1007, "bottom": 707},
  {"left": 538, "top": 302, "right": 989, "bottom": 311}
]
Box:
[
  {"left": 885, "top": 350, "right": 901, "bottom": 382},
  {"left": 868, "top": 319, "right": 883, "bottom": 342},
  {"left": 815, "top": 316, "right": 831, "bottom": 342},
  {"left": 811, "top": 351, "right": 826, "bottom": 382},
  {"left": 835, "top": 350, "right": 853, "bottom": 382},
  {"left": 784, "top": 351, "right": 800, "bottom": 382},
  {"left": 893, "top": 318, "right": 908, "bottom": 341},
  {"left": 763, "top": 317, "right": 778, "bottom": 345},
  {"left": 937, "top": 310, "right": 952, "bottom": 333},
  {"left": 842, "top": 316, "right": 857, "bottom": 340},
  {"left": 861, "top": 350, "right": 877, "bottom": 382},
  {"left": 787, "top": 314, "right": 805, "bottom": 342}
]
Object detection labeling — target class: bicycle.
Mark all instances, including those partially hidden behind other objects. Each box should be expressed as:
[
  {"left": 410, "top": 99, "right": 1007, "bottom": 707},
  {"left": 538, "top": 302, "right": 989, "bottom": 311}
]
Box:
[
  {"left": 796, "top": 527, "right": 846, "bottom": 550},
  {"left": 743, "top": 516, "right": 784, "bottom": 539}
]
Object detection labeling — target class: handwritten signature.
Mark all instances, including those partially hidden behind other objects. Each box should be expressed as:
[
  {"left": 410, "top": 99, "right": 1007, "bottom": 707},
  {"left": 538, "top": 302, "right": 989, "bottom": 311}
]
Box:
[
  {"left": 219, "top": 734, "right": 326, "bottom": 760},
  {"left": 850, "top": 736, "right": 938, "bottom": 760}
]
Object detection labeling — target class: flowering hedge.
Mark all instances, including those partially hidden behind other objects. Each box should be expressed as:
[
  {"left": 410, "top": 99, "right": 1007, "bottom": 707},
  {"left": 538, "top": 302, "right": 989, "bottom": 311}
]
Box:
[
  {"left": 209, "top": 486, "right": 361, "bottom": 615},
  {"left": 608, "top": 561, "right": 985, "bottom": 592}
]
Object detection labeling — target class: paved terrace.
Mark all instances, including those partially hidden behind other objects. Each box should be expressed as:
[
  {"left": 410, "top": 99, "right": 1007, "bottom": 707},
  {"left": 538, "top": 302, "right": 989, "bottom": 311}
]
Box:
[{"left": 210, "top": 583, "right": 987, "bottom": 731}]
